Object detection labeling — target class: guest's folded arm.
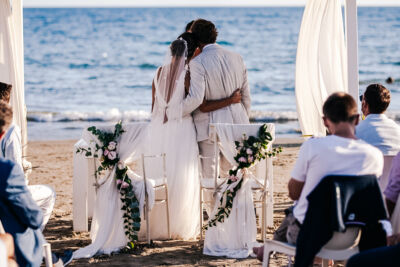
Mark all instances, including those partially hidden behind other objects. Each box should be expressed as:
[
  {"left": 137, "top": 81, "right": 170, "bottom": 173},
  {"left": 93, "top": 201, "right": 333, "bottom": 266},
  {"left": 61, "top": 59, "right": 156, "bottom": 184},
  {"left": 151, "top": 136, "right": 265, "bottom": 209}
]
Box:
[{"left": 1, "top": 165, "right": 43, "bottom": 229}]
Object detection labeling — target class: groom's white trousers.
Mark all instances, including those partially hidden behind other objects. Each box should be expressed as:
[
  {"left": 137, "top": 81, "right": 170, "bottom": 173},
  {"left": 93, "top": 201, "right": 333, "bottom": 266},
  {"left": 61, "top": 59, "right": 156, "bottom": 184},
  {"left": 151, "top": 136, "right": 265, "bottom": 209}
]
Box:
[{"left": 199, "top": 139, "right": 231, "bottom": 179}]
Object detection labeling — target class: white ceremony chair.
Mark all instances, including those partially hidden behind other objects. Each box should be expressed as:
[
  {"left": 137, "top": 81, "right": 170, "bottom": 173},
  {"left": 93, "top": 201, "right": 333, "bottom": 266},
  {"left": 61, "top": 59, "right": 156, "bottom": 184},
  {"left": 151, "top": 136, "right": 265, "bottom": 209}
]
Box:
[
  {"left": 0, "top": 220, "right": 53, "bottom": 267},
  {"left": 262, "top": 227, "right": 361, "bottom": 267},
  {"left": 378, "top": 155, "right": 395, "bottom": 192},
  {"left": 72, "top": 122, "right": 149, "bottom": 232},
  {"left": 198, "top": 125, "right": 228, "bottom": 240},
  {"left": 141, "top": 153, "right": 171, "bottom": 244},
  {"left": 199, "top": 123, "right": 275, "bottom": 241}
]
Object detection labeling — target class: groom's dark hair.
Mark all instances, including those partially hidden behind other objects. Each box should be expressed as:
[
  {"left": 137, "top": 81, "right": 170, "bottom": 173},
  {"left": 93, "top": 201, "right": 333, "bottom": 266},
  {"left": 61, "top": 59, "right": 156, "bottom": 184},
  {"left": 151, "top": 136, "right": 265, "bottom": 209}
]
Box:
[{"left": 191, "top": 19, "right": 218, "bottom": 45}]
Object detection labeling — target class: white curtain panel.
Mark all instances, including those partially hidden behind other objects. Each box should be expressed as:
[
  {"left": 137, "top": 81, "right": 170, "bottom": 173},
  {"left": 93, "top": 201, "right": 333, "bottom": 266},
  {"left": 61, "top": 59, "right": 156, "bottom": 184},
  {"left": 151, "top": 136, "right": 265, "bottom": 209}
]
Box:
[
  {"left": 295, "top": 0, "right": 348, "bottom": 136},
  {"left": 0, "top": 0, "right": 27, "bottom": 154}
]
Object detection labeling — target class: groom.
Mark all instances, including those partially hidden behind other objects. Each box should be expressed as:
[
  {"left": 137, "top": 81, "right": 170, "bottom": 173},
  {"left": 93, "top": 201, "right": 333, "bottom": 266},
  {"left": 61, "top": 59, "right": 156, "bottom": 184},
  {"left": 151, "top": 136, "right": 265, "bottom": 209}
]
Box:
[{"left": 183, "top": 19, "right": 251, "bottom": 178}]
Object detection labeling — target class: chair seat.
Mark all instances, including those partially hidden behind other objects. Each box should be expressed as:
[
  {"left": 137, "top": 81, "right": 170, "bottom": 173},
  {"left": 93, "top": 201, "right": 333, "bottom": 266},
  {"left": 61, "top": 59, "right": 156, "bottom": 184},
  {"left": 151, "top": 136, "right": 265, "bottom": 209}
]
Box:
[
  {"left": 200, "top": 178, "right": 227, "bottom": 189},
  {"left": 148, "top": 177, "right": 167, "bottom": 187}
]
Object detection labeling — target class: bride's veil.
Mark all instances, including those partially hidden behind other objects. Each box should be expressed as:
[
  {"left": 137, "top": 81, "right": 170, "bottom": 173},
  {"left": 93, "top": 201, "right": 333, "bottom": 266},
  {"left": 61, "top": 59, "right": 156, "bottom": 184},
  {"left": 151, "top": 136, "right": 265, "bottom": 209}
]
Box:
[{"left": 153, "top": 38, "right": 188, "bottom": 123}]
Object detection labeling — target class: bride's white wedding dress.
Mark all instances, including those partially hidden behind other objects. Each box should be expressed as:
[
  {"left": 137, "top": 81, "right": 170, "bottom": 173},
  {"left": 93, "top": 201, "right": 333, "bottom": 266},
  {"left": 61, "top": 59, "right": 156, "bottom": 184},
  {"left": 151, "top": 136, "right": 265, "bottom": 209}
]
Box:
[{"left": 73, "top": 41, "right": 199, "bottom": 259}]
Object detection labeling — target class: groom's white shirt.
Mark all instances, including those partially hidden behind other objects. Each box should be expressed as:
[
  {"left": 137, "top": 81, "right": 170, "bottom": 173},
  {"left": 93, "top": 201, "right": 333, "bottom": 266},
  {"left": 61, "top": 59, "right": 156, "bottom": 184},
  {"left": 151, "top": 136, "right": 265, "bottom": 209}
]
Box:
[{"left": 183, "top": 44, "right": 251, "bottom": 141}]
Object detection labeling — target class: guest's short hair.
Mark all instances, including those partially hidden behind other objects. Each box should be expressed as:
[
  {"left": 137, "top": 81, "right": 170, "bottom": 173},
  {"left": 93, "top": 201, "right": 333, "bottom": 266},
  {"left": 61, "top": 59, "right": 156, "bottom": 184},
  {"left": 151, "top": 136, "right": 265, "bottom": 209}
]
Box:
[
  {"left": 323, "top": 92, "right": 358, "bottom": 123},
  {"left": 178, "top": 32, "right": 199, "bottom": 59},
  {"left": 185, "top": 20, "right": 194, "bottom": 32},
  {"left": 0, "top": 101, "right": 13, "bottom": 134},
  {"left": 0, "top": 82, "right": 12, "bottom": 103},
  {"left": 363, "top": 84, "right": 390, "bottom": 114},
  {"left": 191, "top": 19, "right": 218, "bottom": 45}
]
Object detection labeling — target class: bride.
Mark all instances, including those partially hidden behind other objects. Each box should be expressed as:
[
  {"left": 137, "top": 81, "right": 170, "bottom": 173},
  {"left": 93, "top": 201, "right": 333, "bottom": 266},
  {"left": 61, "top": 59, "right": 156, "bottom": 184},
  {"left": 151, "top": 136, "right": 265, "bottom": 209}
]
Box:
[
  {"left": 144, "top": 33, "right": 201, "bottom": 240},
  {"left": 73, "top": 33, "right": 202, "bottom": 259}
]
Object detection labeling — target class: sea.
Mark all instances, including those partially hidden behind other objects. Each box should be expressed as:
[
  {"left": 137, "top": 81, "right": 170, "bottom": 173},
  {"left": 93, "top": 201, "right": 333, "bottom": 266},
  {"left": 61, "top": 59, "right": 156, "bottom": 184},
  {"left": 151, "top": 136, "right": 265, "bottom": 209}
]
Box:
[{"left": 23, "top": 7, "right": 400, "bottom": 140}]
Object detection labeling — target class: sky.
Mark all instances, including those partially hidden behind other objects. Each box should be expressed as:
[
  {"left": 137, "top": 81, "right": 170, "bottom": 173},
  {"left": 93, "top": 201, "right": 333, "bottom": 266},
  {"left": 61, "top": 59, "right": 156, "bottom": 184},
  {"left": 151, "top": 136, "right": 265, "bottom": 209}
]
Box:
[{"left": 23, "top": 0, "right": 400, "bottom": 8}]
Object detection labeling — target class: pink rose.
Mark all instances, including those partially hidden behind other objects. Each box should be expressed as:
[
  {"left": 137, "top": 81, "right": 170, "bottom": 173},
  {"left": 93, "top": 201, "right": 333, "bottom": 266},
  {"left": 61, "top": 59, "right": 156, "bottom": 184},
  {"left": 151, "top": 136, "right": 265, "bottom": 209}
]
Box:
[
  {"left": 121, "top": 182, "right": 129, "bottom": 188},
  {"left": 246, "top": 148, "right": 253, "bottom": 155},
  {"left": 238, "top": 157, "right": 247, "bottom": 163},
  {"left": 108, "top": 141, "right": 117, "bottom": 151},
  {"left": 108, "top": 151, "right": 117, "bottom": 160},
  {"left": 248, "top": 156, "right": 254, "bottom": 163},
  {"left": 116, "top": 179, "right": 122, "bottom": 185},
  {"left": 104, "top": 149, "right": 109, "bottom": 156},
  {"left": 229, "top": 175, "right": 238, "bottom": 182}
]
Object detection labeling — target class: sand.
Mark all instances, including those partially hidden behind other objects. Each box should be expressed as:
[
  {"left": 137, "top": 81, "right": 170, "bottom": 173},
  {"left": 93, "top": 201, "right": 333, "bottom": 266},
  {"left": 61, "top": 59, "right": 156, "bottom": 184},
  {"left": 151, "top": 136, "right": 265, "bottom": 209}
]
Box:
[{"left": 27, "top": 139, "right": 301, "bottom": 266}]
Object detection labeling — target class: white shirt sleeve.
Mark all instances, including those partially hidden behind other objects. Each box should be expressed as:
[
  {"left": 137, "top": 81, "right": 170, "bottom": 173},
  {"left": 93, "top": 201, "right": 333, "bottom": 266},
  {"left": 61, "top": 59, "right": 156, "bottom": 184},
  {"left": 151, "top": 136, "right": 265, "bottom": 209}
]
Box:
[
  {"left": 290, "top": 140, "right": 311, "bottom": 182},
  {"left": 4, "top": 127, "right": 23, "bottom": 170},
  {"left": 182, "top": 59, "right": 206, "bottom": 116}
]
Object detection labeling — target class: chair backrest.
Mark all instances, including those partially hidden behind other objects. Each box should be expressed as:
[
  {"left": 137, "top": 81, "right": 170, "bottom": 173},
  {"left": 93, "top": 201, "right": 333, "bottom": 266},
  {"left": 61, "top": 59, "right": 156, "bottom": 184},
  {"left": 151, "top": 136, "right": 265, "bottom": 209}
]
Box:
[
  {"left": 141, "top": 153, "right": 167, "bottom": 182},
  {"left": 323, "top": 227, "right": 361, "bottom": 250},
  {"left": 211, "top": 123, "right": 275, "bottom": 189},
  {"left": 379, "top": 155, "right": 395, "bottom": 192}
]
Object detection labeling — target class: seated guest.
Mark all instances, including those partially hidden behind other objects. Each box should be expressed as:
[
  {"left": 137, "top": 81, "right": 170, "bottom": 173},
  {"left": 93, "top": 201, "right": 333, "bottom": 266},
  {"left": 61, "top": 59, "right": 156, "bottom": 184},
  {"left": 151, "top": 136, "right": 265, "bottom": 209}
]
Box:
[
  {"left": 0, "top": 101, "right": 44, "bottom": 267},
  {"left": 274, "top": 92, "right": 383, "bottom": 245},
  {"left": 0, "top": 82, "right": 56, "bottom": 230},
  {"left": 384, "top": 151, "right": 400, "bottom": 216},
  {"left": 356, "top": 83, "right": 400, "bottom": 155}
]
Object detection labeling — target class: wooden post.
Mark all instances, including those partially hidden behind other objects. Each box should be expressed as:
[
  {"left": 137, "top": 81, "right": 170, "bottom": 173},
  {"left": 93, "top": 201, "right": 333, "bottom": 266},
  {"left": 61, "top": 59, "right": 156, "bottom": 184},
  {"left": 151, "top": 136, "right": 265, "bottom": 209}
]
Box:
[{"left": 345, "top": 0, "right": 360, "bottom": 106}]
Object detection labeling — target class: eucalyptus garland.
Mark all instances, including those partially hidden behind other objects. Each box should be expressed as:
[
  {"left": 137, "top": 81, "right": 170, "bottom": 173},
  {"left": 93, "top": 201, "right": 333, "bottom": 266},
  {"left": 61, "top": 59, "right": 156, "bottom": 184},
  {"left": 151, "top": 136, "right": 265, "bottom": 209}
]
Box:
[
  {"left": 204, "top": 124, "right": 282, "bottom": 230},
  {"left": 76, "top": 122, "right": 140, "bottom": 249}
]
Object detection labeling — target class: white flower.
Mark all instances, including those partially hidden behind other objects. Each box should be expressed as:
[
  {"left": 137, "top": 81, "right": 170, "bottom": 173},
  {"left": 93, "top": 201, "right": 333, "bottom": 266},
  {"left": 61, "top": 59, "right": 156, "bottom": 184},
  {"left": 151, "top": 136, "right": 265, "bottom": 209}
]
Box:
[
  {"left": 238, "top": 157, "right": 247, "bottom": 163},
  {"left": 108, "top": 141, "right": 117, "bottom": 151},
  {"left": 246, "top": 148, "right": 253, "bottom": 155},
  {"left": 108, "top": 151, "right": 117, "bottom": 160},
  {"left": 117, "top": 161, "right": 125, "bottom": 170}
]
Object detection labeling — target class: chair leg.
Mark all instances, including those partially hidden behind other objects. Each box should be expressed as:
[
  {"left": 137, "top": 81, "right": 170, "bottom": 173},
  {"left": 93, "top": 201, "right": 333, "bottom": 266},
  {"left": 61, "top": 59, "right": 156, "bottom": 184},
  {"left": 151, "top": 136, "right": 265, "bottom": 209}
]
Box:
[
  {"left": 262, "top": 245, "right": 272, "bottom": 267},
  {"left": 262, "top": 199, "right": 266, "bottom": 242},
  {"left": 200, "top": 188, "right": 204, "bottom": 240},
  {"left": 43, "top": 243, "right": 53, "bottom": 267},
  {"left": 165, "top": 185, "right": 171, "bottom": 240},
  {"left": 145, "top": 200, "right": 150, "bottom": 244}
]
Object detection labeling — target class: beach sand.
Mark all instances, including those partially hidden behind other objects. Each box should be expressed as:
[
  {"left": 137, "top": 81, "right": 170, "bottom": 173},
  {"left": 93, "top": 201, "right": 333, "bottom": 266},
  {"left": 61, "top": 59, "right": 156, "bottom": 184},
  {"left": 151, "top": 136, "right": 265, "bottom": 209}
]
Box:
[{"left": 28, "top": 139, "right": 301, "bottom": 266}]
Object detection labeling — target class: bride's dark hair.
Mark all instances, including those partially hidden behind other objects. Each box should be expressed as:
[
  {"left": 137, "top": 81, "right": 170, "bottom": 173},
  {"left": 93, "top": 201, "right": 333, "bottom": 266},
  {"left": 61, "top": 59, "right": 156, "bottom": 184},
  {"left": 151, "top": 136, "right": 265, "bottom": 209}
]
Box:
[{"left": 177, "top": 32, "right": 198, "bottom": 59}]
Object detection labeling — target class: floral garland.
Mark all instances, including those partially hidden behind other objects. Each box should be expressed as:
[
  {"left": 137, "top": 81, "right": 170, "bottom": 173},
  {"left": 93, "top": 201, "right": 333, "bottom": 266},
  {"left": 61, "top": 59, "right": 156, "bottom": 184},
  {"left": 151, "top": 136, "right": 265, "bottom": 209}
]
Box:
[
  {"left": 76, "top": 122, "right": 140, "bottom": 249},
  {"left": 204, "top": 124, "right": 282, "bottom": 229}
]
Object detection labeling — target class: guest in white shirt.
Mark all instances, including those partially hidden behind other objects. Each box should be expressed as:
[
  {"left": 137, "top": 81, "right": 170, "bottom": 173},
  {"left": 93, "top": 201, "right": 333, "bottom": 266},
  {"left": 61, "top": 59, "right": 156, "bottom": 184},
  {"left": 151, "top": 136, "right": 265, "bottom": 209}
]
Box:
[
  {"left": 356, "top": 83, "right": 400, "bottom": 155},
  {"left": 0, "top": 82, "right": 56, "bottom": 231},
  {"left": 274, "top": 92, "right": 383, "bottom": 245}
]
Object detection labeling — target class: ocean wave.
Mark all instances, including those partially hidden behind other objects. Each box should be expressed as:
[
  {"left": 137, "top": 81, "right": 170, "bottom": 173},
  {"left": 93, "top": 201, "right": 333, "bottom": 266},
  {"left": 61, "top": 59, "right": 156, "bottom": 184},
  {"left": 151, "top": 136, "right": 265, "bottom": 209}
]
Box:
[
  {"left": 137, "top": 63, "right": 158, "bottom": 70},
  {"left": 27, "top": 109, "right": 301, "bottom": 123}
]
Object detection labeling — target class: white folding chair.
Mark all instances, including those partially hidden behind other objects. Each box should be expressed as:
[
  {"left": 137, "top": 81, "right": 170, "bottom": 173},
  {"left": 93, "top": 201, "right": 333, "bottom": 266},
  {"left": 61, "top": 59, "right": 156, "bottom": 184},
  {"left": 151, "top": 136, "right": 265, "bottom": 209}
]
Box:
[
  {"left": 262, "top": 227, "right": 361, "bottom": 267},
  {"left": 198, "top": 125, "right": 229, "bottom": 239},
  {"left": 141, "top": 153, "right": 171, "bottom": 243}
]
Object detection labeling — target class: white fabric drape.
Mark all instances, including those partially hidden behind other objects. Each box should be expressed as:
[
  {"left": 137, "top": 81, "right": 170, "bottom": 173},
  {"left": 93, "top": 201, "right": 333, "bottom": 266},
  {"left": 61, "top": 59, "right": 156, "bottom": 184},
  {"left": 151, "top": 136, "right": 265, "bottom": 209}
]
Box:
[
  {"left": 295, "top": 0, "right": 348, "bottom": 136},
  {"left": 73, "top": 122, "right": 151, "bottom": 258},
  {"left": 0, "top": 0, "right": 27, "bottom": 154},
  {"left": 203, "top": 123, "right": 275, "bottom": 258}
]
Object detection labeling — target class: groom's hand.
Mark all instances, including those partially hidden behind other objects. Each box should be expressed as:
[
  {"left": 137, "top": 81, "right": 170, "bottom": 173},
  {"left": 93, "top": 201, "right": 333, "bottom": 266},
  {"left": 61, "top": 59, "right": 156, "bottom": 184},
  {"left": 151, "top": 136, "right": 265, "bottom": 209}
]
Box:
[{"left": 230, "top": 89, "right": 242, "bottom": 104}]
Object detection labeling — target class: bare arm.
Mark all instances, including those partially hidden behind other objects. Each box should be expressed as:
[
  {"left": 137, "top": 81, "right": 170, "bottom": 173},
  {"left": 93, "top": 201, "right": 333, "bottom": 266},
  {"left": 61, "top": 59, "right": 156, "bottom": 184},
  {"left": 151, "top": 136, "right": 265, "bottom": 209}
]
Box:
[
  {"left": 288, "top": 178, "right": 305, "bottom": 201},
  {"left": 199, "top": 89, "right": 242, "bottom": 113}
]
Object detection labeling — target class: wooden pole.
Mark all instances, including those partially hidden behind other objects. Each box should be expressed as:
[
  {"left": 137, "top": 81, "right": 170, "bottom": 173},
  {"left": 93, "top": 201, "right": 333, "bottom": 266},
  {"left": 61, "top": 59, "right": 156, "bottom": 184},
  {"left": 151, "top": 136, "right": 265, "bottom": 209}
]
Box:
[{"left": 345, "top": 0, "right": 360, "bottom": 106}]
